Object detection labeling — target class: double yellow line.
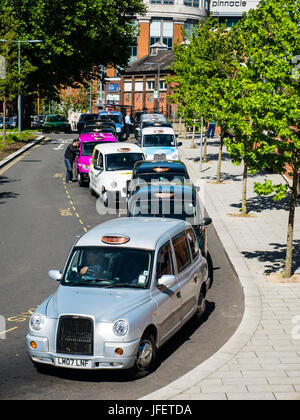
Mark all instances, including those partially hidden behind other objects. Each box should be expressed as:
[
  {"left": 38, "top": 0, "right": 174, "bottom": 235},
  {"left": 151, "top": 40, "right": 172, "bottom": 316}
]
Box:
[{"left": 0, "top": 152, "right": 29, "bottom": 176}]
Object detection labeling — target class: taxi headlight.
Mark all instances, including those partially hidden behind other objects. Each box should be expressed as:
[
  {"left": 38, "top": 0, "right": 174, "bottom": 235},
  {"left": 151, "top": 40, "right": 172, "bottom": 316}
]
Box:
[
  {"left": 82, "top": 164, "right": 89, "bottom": 171},
  {"left": 111, "top": 181, "right": 118, "bottom": 188},
  {"left": 113, "top": 320, "right": 128, "bottom": 337},
  {"left": 171, "top": 152, "right": 178, "bottom": 159},
  {"left": 30, "top": 314, "right": 45, "bottom": 331},
  {"left": 117, "top": 127, "right": 121, "bottom": 133}
]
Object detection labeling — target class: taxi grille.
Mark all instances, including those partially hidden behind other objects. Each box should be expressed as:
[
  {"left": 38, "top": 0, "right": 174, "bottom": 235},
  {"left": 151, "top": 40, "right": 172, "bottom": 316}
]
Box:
[
  {"left": 154, "top": 153, "right": 166, "bottom": 160},
  {"left": 56, "top": 316, "right": 94, "bottom": 355}
]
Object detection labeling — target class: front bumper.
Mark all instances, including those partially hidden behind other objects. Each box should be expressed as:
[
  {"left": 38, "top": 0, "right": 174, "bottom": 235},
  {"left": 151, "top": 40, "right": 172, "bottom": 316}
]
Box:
[{"left": 26, "top": 334, "right": 140, "bottom": 370}]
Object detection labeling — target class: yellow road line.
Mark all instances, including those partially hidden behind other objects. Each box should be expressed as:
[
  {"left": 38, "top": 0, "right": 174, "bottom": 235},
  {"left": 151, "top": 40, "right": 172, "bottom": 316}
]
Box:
[
  {"left": 0, "top": 153, "right": 29, "bottom": 176},
  {"left": 0, "top": 326, "right": 18, "bottom": 336}
]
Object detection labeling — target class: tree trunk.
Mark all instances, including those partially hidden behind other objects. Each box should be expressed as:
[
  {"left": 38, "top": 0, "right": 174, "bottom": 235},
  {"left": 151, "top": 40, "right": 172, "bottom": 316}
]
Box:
[
  {"left": 3, "top": 96, "right": 6, "bottom": 146},
  {"left": 191, "top": 119, "right": 196, "bottom": 148},
  {"left": 284, "top": 171, "right": 298, "bottom": 278},
  {"left": 203, "top": 135, "right": 207, "bottom": 162},
  {"left": 241, "top": 160, "right": 248, "bottom": 215},
  {"left": 216, "top": 134, "right": 224, "bottom": 183}
]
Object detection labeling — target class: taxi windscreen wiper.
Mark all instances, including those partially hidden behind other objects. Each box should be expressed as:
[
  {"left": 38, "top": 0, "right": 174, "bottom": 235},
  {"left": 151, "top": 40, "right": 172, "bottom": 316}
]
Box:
[{"left": 106, "top": 283, "right": 144, "bottom": 289}]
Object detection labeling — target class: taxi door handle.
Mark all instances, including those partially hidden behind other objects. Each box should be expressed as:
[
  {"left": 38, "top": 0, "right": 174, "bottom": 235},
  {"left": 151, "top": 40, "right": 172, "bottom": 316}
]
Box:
[
  {"left": 194, "top": 276, "right": 198, "bottom": 283},
  {"left": 176, "top": 292, "right": 181, "bottom": 299}
]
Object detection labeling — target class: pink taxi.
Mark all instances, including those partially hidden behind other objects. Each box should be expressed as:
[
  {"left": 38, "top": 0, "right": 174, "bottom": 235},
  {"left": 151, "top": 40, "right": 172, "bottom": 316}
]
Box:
[{"left": 74, "top": 132, "right": 117, "bottom": 186}]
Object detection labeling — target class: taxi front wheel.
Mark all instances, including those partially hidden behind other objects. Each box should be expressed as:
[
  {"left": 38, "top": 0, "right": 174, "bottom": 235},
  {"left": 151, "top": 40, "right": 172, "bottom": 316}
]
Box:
[{"left": 132, "top": 333, "right": 157, "bottom": 378}]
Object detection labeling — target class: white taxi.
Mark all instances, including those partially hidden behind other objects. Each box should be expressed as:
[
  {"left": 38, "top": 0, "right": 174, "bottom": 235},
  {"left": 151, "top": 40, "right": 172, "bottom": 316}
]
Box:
[
  {"left": 89, "top": 143, "right": 144, "bottom": 206},
  {"left": 141, "top": 126, "right": 182, "bottom": 161}
]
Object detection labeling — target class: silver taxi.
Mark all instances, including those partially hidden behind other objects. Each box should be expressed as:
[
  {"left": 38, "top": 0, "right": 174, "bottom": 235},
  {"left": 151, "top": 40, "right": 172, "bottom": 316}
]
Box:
[{"left": 27, "top": 218, "right": 209, "bottom": 375}]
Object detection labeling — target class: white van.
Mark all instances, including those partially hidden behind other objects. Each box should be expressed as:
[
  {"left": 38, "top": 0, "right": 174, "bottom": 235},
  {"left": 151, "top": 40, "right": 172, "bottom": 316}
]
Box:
[{"left": 89, "top": 143, "right": 145, "bottom": 206}]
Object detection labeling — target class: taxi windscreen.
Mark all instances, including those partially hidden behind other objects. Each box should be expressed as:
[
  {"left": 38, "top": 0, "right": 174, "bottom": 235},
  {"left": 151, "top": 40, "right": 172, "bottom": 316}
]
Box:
[
  {"left": 63, "top": 247, "right": 153, "bottom": 288},
  {"left": 81, "top": 142, "right": 109, "bottom": 156},
  {"left": 134, "top": 174, "right": 186, "bottom": 184},
  {"left": 143, "top": 134, "right": 175, "bottom": 147},
  {"left": 128, "top": 199, "right": 198, "bottom": 225},
  {"left": 106, "top": 153, "right": 144, "bottom": 171}
]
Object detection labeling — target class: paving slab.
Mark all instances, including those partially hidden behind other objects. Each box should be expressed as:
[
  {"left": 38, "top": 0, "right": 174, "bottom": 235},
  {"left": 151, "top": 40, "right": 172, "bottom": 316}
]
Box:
[{"left": 141, "top": 136, "right": 300, "bottom": 401}]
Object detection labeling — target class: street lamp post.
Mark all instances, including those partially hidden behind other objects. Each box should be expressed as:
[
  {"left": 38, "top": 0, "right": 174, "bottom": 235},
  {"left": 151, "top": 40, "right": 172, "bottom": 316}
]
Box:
[
  {"left": 145, "top": 62, "right": 161, "bottom": 113},
  {"left": 0, "top": 38, "right": 42, "bottom": 133}
]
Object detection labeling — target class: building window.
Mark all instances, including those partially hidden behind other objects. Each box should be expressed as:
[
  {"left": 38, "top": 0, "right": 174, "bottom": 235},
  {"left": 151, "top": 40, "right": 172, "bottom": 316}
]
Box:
[
  {"left": 124, "top": 82, "right": 132, "bottom": 92},
  {"left": 151, "top": 0, "right": 174, "bottom": 3},
  {"left": 150, "top": 18, "right": 173, "bottom": 50},
  {"left": 159, "top": 80, "right": 167, "bottom": 90},
  {"left": 184, "top": 19, "right": 199, "bottom": 39},
  {"left": 129, "top": 21, "right": 138, "bottom": 63},
  {"left": 135, "top": 81, "right": 143, "bottom": 92},
  {"left": 146, "top": 81, "right": 155, "bottom": 90},
  {"left": 184, "top": 0, "right": 200, "bottom": 6}
]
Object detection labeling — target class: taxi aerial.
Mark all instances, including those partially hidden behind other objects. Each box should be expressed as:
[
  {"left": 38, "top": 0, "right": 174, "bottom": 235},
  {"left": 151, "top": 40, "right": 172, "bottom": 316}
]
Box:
[
  {"left": 26, "top": 217, "right": 209, "bottom": 376},
  {"left": 74, "top": 131, "right": 117, "bottom": 187},
  {"left": 89, "top": 143, "right": 144, "bottom": 206}
]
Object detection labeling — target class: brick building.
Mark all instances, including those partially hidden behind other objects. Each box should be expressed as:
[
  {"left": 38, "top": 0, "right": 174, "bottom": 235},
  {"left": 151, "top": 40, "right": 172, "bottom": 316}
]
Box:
[{"left": 105, "top": 0, "right": 210, "bottom": 116}]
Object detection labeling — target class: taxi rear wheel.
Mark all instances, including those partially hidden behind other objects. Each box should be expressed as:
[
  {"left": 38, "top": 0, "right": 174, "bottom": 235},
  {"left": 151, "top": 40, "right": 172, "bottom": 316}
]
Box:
[
  {"left": 195, "top": 288, "right": 206, "bottom": 321},
  {"left": 132, "top": 333, "right": 157, "bottom": 377}
]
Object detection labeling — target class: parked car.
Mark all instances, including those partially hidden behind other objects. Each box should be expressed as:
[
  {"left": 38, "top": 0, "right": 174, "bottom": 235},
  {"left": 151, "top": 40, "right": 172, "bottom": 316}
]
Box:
[
  {"left": 89, "top": 142, "right": 144, "bottom": 206},
  {"left": 127, "top": 184, "right": 212, "bottom": 257},
  {"left": 141, "top": 125, "right": 182, "bottom": 161},
  {"left": 128, "top": 160, "right": 189, "bottom": 197},
  {"left": 30, "top": 115, "right": 45, "bottom": 128},
  {"left": 135, "top": 113, "right": 166, "bottom": 141},
  {"left": 74, "top": 132, "right": 117, "bottom": 187},
  {"left": 77, "top": 113, "right": 99, "bottom": 133},
  {"left": 98, "top": 111, "right": 124, "bottom": 141},
  {"left": 0, "top": 117, "right": 11, "bottom": 129},
  {"left": 42, "top": 115, "right": 71, "bottom": 133},
  {"left": 26, "top": 217, "right": 209, "bottom": 375},
  {"left": 82, "top": 120, "right": 117, "bottom": 137},
  {"left": 8, "top": 116, "right": 18, "bottom": 128}
]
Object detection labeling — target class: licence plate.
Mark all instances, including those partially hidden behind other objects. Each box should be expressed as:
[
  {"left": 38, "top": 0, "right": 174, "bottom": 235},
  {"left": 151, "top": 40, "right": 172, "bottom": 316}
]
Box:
[{"left": 55, "top": 357, "right": 92, "bottom": 369}]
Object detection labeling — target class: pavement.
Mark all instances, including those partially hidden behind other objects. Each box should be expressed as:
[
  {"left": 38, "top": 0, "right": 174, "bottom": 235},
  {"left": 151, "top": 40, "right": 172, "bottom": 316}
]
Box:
[
  {"left": 142, "top": 134, "right": 300, "bottom": 401},
  {"left": 0, "top": 134, "right": 45, "bottom": 169}
]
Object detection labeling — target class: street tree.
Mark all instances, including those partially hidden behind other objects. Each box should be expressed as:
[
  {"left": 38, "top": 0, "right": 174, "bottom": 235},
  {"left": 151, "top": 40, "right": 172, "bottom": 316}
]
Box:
[
  {"left": 0, "top": 0, "right": 146, "bottom": 106},
  {"left": 0, "top": 7, "right": 36, "bottom": 143},
  {"left": 167, "top": 17, "right": 236, "bottom": 182},
  {"left": 233, "top": 0, "right": 300, "bottom": 278}
]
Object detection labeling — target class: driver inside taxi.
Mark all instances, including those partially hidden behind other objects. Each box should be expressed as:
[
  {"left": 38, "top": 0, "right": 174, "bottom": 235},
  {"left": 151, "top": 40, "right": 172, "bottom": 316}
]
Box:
[{"left": 79, "top": 250, "right": 103, "bottom": 276}]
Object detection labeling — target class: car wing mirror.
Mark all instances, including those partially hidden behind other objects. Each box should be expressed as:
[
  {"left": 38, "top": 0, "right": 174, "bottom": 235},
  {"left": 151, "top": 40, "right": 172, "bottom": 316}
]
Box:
[
  {"left": 157, "top": 274, "right": 176, "bottom": 287},
  {"left": 48, "top": 270, "right": 63, "bottom": 281},
  {"left": 94, "top": 165, "right": 103, "bottom": 171},
  {"left": 199, "top": 217, "right": 212, "bottom": 227}
]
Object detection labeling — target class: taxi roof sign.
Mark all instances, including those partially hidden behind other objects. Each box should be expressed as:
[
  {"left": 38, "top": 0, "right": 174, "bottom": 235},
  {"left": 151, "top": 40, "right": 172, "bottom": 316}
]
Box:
[{"left": 102, "top": 235, "right": 130, "bottom": 245}]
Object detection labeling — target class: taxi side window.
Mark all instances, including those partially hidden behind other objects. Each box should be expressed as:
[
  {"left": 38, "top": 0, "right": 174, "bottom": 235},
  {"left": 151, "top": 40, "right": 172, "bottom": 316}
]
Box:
[
  {"left": 99, "top": 153, "right": 104, "bottom": 168},
  {"left": 187, "top": 228, "right": 199, "bottom": 260},
  {"left": 172, "top": 232, "right": 191, "bottom": 273},
  {"left": 156, "top": 241, "right": 174, "bottom": 281},
  {"left": 93, "top": 150, "right": 99, "bottom": 166}
]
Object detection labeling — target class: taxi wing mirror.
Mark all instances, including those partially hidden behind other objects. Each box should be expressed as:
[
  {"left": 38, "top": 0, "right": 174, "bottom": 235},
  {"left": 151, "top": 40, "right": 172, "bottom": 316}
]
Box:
[
  {"left": 94, "top": 164, "right": 103, "bottom": 171},
  {"left": 48, "top": 270, "right": 62, "bottom": 281},
  {"left": 157, "top": 274, "right": 176, "bottom": 287},
  {"left": 199, "top": 217, "right": 212, "bottom": 227},
  {"left": 177, "top": 141, "right": 183, "bottom": 146}
]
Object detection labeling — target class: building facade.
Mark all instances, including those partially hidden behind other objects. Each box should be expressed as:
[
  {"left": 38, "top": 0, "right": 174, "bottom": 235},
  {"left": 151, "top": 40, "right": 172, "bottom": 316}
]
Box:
[
  {"left": 104, "top": 0, "right": 210, "bottom": 114},
  {"left": 211, "top": 0, "right": 260, "bottom": 27}
]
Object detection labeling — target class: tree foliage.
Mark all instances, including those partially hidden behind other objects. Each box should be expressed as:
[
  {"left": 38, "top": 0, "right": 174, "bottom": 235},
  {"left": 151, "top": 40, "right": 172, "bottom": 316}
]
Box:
[
  {"left": 0, "top": 0, "right": 146, "bottom": 100},
  {"left": 169, "top": 0, "right": 300, "bottom": 277}
]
